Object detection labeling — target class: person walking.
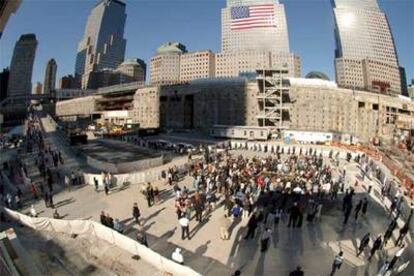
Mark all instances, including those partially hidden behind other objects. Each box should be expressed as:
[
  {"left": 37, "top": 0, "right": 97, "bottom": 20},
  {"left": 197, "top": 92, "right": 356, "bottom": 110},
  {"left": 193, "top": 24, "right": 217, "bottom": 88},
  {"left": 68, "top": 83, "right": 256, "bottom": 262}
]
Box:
[
  {"left": 179, "top": 216, "right": 190, "bottom": 240},
  {"left": 329, "top": 251, "right": 344, "bottom": 276},
  {"left": 386, "top": 246, "right": 405, "bottom": 272},
  {"left": 244, "top": 212, "right": 258, "bottom": 239},
  {"left": 357, "top": 232, "right": 370, "bottom": 256},
  {"left": 369, "top": 235, "right": 382, "bottom": 261},
  {"left": 395, "top": 222, "right": 409, "bottom": 246},
  {"left": 132, "top": 202, "right": 141, "bottom": 225},
  {"left": 354, "top": 199, "right": 362, "bottom": 220}
]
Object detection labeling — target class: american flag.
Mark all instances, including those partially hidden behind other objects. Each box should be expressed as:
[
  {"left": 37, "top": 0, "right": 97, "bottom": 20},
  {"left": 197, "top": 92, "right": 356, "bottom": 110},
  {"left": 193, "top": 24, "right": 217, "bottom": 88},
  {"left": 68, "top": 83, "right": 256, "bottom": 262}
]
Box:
[{"left": 230, "top": 4, "right": 276, "bottom": 31}]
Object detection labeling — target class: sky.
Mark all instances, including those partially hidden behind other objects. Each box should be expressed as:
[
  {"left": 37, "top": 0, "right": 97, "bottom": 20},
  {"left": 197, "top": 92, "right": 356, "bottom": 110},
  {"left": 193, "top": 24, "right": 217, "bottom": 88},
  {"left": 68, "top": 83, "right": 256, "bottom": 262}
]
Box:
[{"left": 0, "top": 0, "right": 413, "bottom": 85}]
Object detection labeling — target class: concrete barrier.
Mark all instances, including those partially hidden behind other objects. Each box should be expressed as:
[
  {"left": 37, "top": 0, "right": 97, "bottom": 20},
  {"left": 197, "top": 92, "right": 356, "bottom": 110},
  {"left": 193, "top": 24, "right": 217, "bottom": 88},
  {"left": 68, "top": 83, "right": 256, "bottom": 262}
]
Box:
[
  {"left": 86, "top": 155, "right": 164, "bottom": 174},
  {"left": 2, "top": 207, "right": 201, "bottom": 276}
]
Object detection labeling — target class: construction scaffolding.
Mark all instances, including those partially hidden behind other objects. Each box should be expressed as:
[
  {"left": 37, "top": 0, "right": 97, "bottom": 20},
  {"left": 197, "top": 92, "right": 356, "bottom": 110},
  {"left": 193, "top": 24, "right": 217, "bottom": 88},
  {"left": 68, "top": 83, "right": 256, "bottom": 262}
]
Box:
[{"left": 256, "top": 69, "right": 291, "bottom": 129}]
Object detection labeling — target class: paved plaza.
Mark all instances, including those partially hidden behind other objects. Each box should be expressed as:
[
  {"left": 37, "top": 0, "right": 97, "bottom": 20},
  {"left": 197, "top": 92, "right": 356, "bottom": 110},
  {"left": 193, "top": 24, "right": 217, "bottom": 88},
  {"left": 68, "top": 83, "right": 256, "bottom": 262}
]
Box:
[
  {"left": 18, "top": 146, "right": 413, "bottom": 276},
  {"left": 0, "top": 114, "right": 411, "bottom": 276}
]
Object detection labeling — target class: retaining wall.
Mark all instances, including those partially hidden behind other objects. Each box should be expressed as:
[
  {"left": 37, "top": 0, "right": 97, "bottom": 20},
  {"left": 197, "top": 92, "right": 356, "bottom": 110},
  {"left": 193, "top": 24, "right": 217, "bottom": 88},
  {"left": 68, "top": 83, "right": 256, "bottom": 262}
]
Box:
[{"left": 2, "top": 208, "right": 201, "bottom": 276}]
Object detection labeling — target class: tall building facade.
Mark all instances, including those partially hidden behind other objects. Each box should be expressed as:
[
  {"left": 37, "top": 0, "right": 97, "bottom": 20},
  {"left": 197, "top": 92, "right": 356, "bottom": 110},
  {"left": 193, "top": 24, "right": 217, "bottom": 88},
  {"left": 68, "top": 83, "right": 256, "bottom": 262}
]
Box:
[
  {"left": 0, "top": 68, "right": 9, "bottom": 101},
  {"left": 59, "top": 74, "right": 80, "bottom": 89},
  {"left": 32, "top": 82, "right": 42, "bottom": 95},
  {"left": 332, "top": 0, "right": 401, "bottom": 94},
  {"left": 150, "top": 43, "right": 217, "bottom": 85},
  {"left": 180, "top": 50, "right": 215, "bottom": 82},
  {"left": 43, "top": 58, "right": 57, "bottom": 95},
  {"left": 218, "top": 0, "right": 300, "bottom": 77},
  {"left": 221, "top": 0, "right": 289, "bottom": 53},
  {"left": 7, "top": 34, "right": 38, "bottom": 100},
  {"left": 216, "top": 51, "right": 300, "bottom": 78},
  {"left": 150, "top": 42, "right": 186, "bottom": 85},
  {"left": 75, "top": 0, "right": 127, "bottom": 88},
  {"left": 116, "top": 58, "right": 146, "bottom": 83},
  {"left": 0, "top": 0, "right": 21, "bottom": 39}
]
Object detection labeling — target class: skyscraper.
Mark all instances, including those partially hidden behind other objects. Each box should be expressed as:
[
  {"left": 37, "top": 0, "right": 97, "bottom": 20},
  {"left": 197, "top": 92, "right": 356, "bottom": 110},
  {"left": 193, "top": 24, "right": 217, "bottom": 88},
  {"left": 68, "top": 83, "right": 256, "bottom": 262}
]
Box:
[
  {"left": 32, "top": 82, "right": 42, "bottom": 95},
  {"left": 221, "top": 0, "right": 290, "bottom": 53},
  {"left": 43, "top": 58, "right": 57, "bottom": 95},
  {"left": 0, "top": 0, "right": 21, "bottom": 39},
  {"left": 217, "top": 0, "right": 300, "bottom": 78},
  {"left": 332, "top": 0, "right": 401, "bottom": 94},
  {"left": 75, "top": 0, "right": 127, "bottom": 88},
  {"left": 7, "top": 34, "right": 38, "bottom": 101},
  {"left": 0, "top": 68, "right": 10, "bottom": 101},
  {"left": 150, "top": 42, "right": 187, "bottom": 85}
]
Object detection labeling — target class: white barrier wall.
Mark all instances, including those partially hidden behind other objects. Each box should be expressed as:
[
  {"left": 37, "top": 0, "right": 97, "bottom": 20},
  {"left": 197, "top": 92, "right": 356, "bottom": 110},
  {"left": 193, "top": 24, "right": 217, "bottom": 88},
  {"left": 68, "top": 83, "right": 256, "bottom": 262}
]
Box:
[
  {"left": 2, "top": 208, "right": 201, "bottom": 276},
  {"left": 86, "top": 155, "right": 164, "bottom": 174}
]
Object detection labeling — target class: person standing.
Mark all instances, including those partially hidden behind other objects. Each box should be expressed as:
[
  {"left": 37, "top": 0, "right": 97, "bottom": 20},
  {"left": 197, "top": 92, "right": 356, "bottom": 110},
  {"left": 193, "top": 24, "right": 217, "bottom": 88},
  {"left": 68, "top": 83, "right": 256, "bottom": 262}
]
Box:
[
  {"left": 132, "top": 202, "right": 141, "bottom": 225},
  {"left": 31, "top": 184, "right": 38, "bottom": 200},
  {"left": 70, "top": 171, "right": 76, "bottom": 189},
  {"left": 53, "top": 209, "right": 60, "bottom": 219},
  {"left": 357, "top": 232, "right": 370, "bottom": 256},
  {"left": 244, "top": 212, "right": 258, "bottom": 239},
  {"left": 179, "top": 216, "right": 190, "bottom": 240},
  {"left": 44, "top": 192, "right": 49, "bottom": 208},
  {"left": 260, "top": 228, "right": 272, "bottom": 252},
  {"left": 369, "top": 236, "right": 382, "bottom": 261},
  {"left": 145, "top": 183, "right": 154, "bottom": 207},
  {"left": 330, "top": 251, "right": 344, "bottom": 276},
  {"left": 94, "top": 177, "right": 99, "bottom": 192},
  {"left": 106, "top": 213, "right": 114, "bottom": 229},
  {"left": 220, "top": 215, "right": 231, "bottom": 240},
  {"left": 136, "top": 227, "right": 148, "bottom": 247},
  {"left": 288, "top": 202, "right": 300, "bottom": 227},
  {"left": 114, "top": 219, "right": 124, "bottom": 233},
  {"left": 100, "top": 211, "right": 107, "bottom": 226},
  {"left": 48, "top": 192, "right": 54, "bottom": 208},
  {"left": 30, "top": 204, "right": 38, "bottom": 217},
  {"left": 289, "top": 266, "right": 304, "bottom": 276},
  {"left": 362, "top": 197, "right": 368, "bottom": 216},
  {"left": 343, "top": 204, "right": 352, "bottom": 225},
  {"left": 65, "top": 174, "right": 71, "bottom": 192},
  {"left": 354, "top": 199, "right": 362, "bottom": 220},
  {"left": 386, "top": 246, "right": 405, "bottom": 272}
]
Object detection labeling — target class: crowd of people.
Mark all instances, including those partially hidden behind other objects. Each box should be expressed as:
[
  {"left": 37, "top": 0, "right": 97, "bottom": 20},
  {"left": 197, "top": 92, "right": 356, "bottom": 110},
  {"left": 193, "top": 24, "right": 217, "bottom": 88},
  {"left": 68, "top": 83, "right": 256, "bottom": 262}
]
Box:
[{"left": 1, "top": 112, "right": 413, "bottom": 275}]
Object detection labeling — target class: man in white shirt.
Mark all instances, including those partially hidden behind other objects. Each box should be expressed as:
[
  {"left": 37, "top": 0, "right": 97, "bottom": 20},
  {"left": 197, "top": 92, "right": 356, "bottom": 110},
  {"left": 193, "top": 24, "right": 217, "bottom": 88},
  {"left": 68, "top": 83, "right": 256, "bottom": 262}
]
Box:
[{"left": 179, "top": 217, "right": 190, "bottom": 240}]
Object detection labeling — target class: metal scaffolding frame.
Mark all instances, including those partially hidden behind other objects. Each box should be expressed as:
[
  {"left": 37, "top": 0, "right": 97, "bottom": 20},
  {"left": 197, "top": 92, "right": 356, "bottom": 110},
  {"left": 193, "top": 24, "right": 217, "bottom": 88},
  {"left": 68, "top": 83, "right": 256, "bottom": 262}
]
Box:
[{"left": 255, "top": 68, "right": 291, "bottom": 129}]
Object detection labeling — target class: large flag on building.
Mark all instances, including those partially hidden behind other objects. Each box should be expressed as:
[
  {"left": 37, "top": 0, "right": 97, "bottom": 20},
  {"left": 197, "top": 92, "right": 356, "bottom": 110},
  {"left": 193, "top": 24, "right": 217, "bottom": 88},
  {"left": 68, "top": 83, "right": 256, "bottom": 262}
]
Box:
[{"left": 230, "top": 4, "right": 276, "bottom": 31}]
